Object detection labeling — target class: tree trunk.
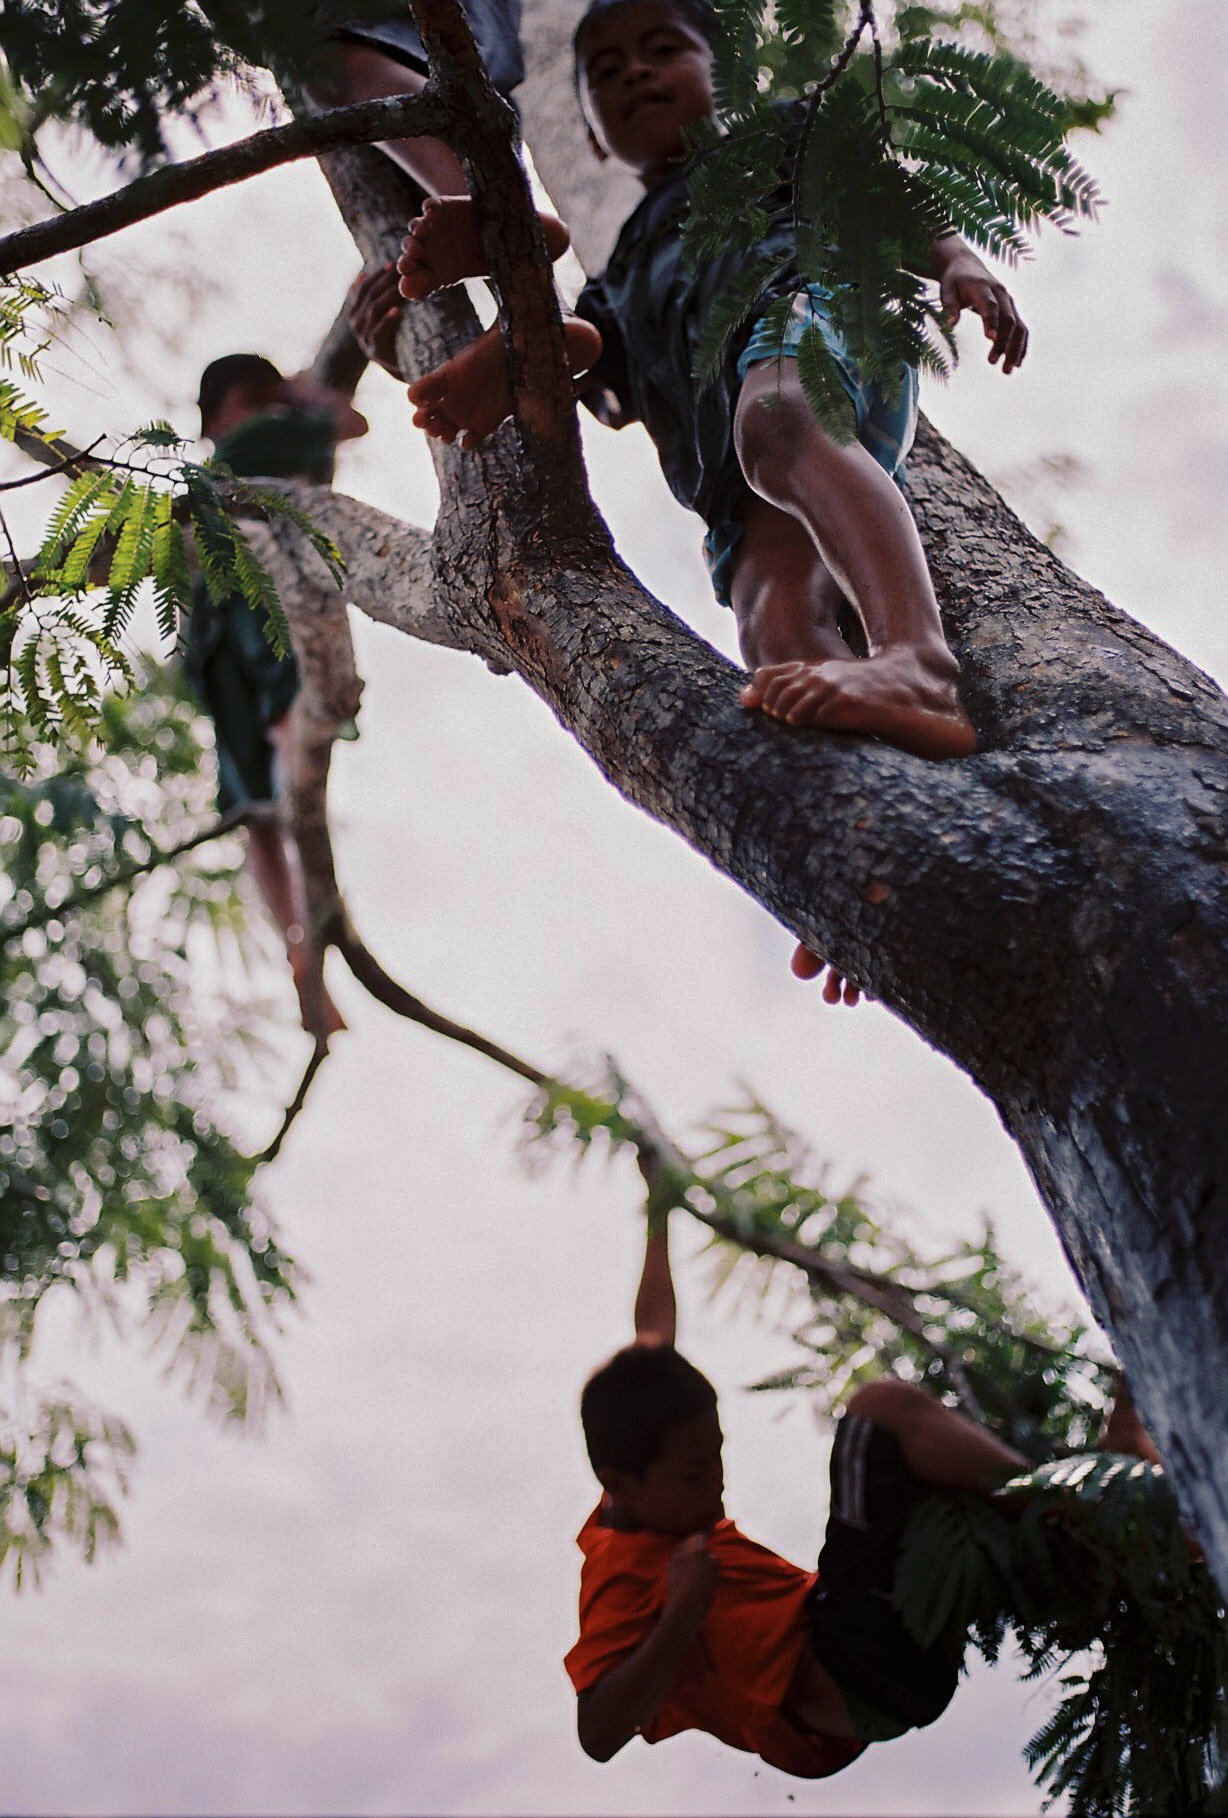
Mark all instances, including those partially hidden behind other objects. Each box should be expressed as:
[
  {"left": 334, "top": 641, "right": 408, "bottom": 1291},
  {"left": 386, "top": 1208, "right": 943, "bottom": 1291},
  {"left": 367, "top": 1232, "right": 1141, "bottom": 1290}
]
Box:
[{"left": 259, "top": 4, "right": 1228, "bottom": 1587}]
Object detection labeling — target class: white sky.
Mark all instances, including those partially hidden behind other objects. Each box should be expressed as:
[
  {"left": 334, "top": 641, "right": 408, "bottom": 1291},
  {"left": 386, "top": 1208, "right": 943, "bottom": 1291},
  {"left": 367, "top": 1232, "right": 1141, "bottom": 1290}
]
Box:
[{"left": 1, "top": 3, "right": 1225, "bottom": 1813}]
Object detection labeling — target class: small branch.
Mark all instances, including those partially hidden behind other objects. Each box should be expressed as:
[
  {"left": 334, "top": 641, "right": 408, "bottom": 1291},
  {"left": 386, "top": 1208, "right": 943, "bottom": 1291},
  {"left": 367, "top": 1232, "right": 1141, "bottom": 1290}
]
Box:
[
  {"left": 0, "top": 92, "right": 452, "bottom": 276},
  {"left": 793, "top": 0, "right": 875, "bottom": 235},
  {"left": 333, "top": 922, "right": 549, "bottom": 1086},
  {"left": 2, "top": 803, "right": 265, "bottom": 945},
  {"left": 0, "top": 437, "right": 106, "bottom": 492},
  {"left": 409, "top": 0, "right": 594, "bottom": 486},
  {"left": 259, "top": 1040, "right": 329, "bottom": 1166}
]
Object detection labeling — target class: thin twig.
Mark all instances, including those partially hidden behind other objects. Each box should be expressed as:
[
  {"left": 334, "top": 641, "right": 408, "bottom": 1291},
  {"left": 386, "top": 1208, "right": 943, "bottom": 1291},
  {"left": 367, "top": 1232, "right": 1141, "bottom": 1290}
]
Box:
[
  {"left": 332, "top": 921, "right": 550, "bottom": 1087},
  {"left": 259, "top": 1040, "right": 329, "bottom": 1166},
  {"left": 793, "top": 0, "right": 876, "bottom": 235},
  {"left": 0, "top": 436, "right": 106, "bottom": 492}
]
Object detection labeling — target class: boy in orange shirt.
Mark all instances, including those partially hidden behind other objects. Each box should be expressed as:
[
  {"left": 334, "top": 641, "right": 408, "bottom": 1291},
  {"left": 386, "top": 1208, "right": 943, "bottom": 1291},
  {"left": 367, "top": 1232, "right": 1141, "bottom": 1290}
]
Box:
[{"left": 565, "top": 1214, "right": 1035, "bottom": 1775}]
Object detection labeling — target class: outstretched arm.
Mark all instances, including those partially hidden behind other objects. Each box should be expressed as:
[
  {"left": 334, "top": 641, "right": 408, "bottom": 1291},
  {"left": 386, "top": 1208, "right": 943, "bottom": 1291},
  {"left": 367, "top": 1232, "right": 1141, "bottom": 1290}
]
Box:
[{"left": 633, "top": 1215, "right": 676, "bottom": 1347}]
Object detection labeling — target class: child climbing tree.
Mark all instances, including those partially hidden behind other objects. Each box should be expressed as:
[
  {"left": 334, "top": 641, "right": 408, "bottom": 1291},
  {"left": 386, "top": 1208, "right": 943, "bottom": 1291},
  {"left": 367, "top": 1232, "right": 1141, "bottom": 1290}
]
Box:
[{"left": 1, "top": 0, "right": 1226, "bottom": 1664}]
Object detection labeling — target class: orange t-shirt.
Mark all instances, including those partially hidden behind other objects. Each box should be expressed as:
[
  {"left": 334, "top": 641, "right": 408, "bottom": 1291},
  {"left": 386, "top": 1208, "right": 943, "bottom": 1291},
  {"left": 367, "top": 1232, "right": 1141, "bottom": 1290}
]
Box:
[{"left": 564, "top": 1503, "right": 819, "bottom": 1765}]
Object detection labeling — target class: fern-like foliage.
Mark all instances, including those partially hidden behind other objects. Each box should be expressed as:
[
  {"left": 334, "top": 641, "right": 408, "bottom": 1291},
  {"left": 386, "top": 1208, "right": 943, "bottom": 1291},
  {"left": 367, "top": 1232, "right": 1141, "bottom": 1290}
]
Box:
[
  {"left": 0, "top": 1386, "right": 134, "bottom": 1590},
  {"left": 685, "top": 0, "right": 1101, "bottom": 438},
  {"left": 1, "top": 666, "right": 299, "bottom": 1579},
  {"left": 525, "top": 1069, "right": 1113, "bottom": 1455},
  {"left": 894, "top": 1457, "right": 1228, "bottom": 1815},
  {"left": 1, "top": 281, "right": 345, "bottom": 768}
]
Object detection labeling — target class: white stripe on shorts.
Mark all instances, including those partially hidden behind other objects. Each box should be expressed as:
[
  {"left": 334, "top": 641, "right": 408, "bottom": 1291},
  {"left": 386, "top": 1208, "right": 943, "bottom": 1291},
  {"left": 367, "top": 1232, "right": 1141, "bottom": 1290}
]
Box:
[{"left": 832, "top": 1412, "right": 874, "bottom": 1531}]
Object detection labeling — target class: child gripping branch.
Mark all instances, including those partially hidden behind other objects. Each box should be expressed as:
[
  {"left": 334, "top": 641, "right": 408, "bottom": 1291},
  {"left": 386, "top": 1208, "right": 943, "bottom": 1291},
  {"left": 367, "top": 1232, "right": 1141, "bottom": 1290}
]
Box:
[{"left": 565, "top": 1211, "right": 1177, "bottom": 1781}]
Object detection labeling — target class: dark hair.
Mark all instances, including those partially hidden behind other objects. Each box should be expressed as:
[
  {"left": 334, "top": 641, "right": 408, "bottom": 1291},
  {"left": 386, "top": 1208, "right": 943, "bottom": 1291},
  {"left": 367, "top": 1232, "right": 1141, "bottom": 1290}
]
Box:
[
  {"left": 572, "top": 0, "right": 719, "bottom": 86},
  {"left": 197, "top": 353, "right": 283, "bottom": 428},
  {"left": 581, "top": 1343, "right": 718, "bottom": 1475}
]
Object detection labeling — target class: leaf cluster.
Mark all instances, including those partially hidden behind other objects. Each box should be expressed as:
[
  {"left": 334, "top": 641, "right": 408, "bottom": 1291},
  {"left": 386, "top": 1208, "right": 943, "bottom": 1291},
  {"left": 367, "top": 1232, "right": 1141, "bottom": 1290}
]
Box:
[
  {"left": 894, "top": 1456, "right": 1228, "bottom": 1815},
  {"left": 2, "top": 276, "right": 345, "bottom": 769},
  {"left": 0, "top": 0, "right": 406, "bottom": 169},
  {"left": 0, "top": 666, "right": 298, "bottom": 1581},
  {"left": 526, "top": 1071, "right": 1113, "bottom": 1457},
  {"left": 0, "top": 1381, "right": 134, "bottom": 1589},
  {"left": 686, "top": 0, "right": 1100, "bottom": 439}
]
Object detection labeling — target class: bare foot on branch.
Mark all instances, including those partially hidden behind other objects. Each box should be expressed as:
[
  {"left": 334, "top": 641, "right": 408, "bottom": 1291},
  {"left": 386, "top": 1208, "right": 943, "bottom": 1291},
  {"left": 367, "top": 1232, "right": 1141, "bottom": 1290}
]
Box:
[
  {"left": 741, "top": 648, "right": 977, "bottom": 762},
  {"left": 791, "top": 945, "right": 862, "bottom": 1004},
  {"left": 407, "top": 316, "right": 603, "bottom": 449},
  {"left": 397, "top": 195, "right": 571, "bottom": 300}
]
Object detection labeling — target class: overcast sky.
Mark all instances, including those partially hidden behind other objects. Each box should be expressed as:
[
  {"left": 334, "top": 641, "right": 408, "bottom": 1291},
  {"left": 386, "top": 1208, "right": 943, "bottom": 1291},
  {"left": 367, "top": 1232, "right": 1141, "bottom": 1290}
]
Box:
[{"left": 1, "top": 4, "right": 1226, "bottom": 1814}]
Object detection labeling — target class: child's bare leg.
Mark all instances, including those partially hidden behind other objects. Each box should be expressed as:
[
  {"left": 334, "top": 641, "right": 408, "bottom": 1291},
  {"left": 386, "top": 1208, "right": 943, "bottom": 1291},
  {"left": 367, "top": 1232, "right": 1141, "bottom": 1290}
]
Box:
[
  {"left": 244, "top": 815, "right": 300, "bottom": 948},
  {"left": 261, "top": 721, "right": 346, "bottom": 1038},
  {"left": 408, "top": 315, "right": 603, "bottom": 447},
  {"left": 734, "top": 362, "right": 976, "bottom": 761},
  {"left": 398, "top": 196, "right": 571, "bottom": 300},
  {"left": 847, "top": 1379, "right": 1026, "bottom": 1493},
  {"left": 304, "top": 42, "right": 466, "bottom": 196}
]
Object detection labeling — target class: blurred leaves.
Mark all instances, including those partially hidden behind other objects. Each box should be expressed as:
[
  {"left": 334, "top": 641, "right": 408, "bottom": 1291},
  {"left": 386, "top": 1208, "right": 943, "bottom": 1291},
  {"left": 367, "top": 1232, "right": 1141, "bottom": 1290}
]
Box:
[
  {"left": 895, "top": 1457, "right": 1228, "bottom": 1815},
  {"left": 1, "top": 277, "right": 344, "bottom": 771},
  {"left": 1, "top": 665, "right": 297, "bottom": 1581}
]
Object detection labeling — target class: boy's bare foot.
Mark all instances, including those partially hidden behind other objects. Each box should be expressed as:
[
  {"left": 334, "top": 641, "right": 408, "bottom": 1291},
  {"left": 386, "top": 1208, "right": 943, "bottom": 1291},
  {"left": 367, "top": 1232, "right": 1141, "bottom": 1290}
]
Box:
[
  {"left": 408, "top": 316, "right": 603, "bottom": 448},
  {"left": 792, "top": 945, "right": 861, "bottom": 1004},
  {"left": 740, "top": 647, "right": 977, "bottom": 761},
  {"left": 398, "top": 195, "right": 572, "bottom": 300}
]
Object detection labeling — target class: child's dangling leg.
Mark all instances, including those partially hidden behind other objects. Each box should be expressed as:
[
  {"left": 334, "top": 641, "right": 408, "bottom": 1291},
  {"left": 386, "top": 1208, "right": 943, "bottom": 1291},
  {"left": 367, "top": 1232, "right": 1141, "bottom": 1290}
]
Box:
[{"left": 304, "top": 38, "right": 468, "bottom": 196}]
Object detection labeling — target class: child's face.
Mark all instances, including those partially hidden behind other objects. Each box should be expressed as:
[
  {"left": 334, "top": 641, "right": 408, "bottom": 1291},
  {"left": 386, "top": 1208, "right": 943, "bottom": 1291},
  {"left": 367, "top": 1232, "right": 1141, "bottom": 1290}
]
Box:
[
  {"left": 203, "top": 376, "right": 287, "bottom": 443},
  {"left": 578, "top": 3, "right": 716, "bottom": 184},
  {"left": 605, "top": 1406, "right": 726, "bottom": 1535}
]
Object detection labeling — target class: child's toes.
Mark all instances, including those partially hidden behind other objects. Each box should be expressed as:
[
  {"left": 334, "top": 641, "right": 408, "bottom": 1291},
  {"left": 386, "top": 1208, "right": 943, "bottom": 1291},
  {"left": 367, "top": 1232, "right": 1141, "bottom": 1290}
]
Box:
[{"left": 407, "top": 370, "right": 448, "bottom": 407}]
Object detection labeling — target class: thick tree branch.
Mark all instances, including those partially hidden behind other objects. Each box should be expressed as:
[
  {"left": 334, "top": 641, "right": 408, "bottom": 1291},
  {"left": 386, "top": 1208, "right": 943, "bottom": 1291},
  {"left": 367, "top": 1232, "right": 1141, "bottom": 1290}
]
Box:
[
  {"left": 0, "top": 93, "right": 451, "bottom": 276},
  {"left": 152, "top": 0, "right": 1225, "bottom": 1584}
]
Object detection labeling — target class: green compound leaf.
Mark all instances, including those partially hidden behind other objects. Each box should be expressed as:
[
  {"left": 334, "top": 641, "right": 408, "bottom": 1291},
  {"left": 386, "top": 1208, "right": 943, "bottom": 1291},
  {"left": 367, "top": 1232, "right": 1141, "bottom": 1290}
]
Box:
[{"left": 796, "top": 320, "right": 856, "bottom": 443}]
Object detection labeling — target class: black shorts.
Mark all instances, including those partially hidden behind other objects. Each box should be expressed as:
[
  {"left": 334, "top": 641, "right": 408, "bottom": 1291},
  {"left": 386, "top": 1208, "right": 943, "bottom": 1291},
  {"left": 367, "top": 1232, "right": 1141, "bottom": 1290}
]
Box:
[
  {"left": 806, "top": 1415, "right": 965, "bottom": 1737},
  {"left": 335, "top": 1, "right": 524, "bottom": 100}
]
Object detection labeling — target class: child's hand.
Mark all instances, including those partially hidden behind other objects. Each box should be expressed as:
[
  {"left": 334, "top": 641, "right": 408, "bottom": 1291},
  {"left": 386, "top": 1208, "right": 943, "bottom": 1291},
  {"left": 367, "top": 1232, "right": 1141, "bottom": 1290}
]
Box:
[
  {"left": 937, "top": 248, "right": 1029, "bottom": 375},
  {"left": 348, "top": 263, "right": 405, "bottom": 378},
  {"left": 665, "top": 1533, "right": 716, "bottom": 1622}
]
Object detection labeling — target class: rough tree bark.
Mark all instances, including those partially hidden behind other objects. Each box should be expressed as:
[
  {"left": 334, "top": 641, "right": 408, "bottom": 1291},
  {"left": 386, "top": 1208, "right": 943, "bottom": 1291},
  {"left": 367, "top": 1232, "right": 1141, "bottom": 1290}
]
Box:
[{"left": 245, "top": 0, "right": 1228, "bottom": 1587}]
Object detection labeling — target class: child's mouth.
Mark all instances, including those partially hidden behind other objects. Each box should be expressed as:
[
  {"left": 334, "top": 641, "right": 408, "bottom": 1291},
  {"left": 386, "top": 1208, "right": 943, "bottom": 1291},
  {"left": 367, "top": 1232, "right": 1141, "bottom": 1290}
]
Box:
[{"left": 623, "top": 91, "right": 673, "bottom": 121}]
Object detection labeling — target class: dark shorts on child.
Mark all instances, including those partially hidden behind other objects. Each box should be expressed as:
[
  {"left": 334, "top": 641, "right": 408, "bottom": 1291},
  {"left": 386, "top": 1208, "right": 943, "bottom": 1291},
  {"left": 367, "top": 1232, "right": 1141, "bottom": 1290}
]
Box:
[
  {"left": 335, "top": 1, "right": 524, "bottom": 99},
  {"left": 807, "top": 1414, "right": 964, "bottom": 1742},
  {"left": 183, "top": 580, "right": 299, "bottom": 814},
  {"left": 702, "top": 287, "right": 918, "bottom": 607}
]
